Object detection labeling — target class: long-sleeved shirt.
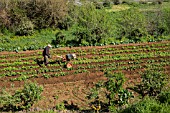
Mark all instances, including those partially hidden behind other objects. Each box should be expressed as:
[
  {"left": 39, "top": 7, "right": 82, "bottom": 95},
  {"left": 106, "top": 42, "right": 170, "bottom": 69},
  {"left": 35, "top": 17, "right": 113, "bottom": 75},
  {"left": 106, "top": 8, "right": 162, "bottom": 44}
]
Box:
[{"left": 43, "top": 46, "right": 50, "bottom": 57}]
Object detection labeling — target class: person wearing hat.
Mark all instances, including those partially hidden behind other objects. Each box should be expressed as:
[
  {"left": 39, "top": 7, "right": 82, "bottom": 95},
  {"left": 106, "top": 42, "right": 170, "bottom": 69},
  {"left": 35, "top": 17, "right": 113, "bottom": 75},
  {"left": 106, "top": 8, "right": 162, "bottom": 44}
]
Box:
[
  {"left": 62, "top": 53, "right": 77, "bottom": 68},
  {"left": 56, "top": 53, "right": 77, "bottom": 62},
  {"left": 65, "top": 53, "right": 76, "bottom": 61},
  {"left": 43, "top": 44, "right": 52, "bottom": 66}
]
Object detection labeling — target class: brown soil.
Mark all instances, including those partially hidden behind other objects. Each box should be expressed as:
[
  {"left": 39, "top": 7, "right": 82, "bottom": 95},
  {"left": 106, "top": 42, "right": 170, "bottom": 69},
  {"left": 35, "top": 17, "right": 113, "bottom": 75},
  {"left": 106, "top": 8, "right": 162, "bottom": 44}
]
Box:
[{"left": 0, "top": 41, "right": 170, "bottom": 111}]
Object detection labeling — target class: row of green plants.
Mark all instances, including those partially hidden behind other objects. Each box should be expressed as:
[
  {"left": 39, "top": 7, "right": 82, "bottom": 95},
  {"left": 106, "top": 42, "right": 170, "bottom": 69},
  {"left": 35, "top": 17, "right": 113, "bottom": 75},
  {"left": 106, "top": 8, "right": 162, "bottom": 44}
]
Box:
[
  {"left": 0, "top": 43, "right": 169, "bottom": 59},
  {"left": 3, "top": 57, "right": 169, "bottom": 81},
  {"left": 1, "top": 51, "right": 168, "bottom": 75},
  {"left": 0, "top": 42, "right": 169, "bottom": 68},
  {"left": 0, "top": 41, "right": 169, "bottom": 60},
  {"left": 0, "top": 46, "right": 169, "bottom": 75}
]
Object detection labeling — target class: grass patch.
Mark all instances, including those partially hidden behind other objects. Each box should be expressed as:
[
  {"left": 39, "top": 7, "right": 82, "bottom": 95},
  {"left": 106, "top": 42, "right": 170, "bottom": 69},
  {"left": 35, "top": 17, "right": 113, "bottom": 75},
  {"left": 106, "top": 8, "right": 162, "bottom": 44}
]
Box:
[{"left": 106, "top": 4, "right": 130, "bottom": 12}]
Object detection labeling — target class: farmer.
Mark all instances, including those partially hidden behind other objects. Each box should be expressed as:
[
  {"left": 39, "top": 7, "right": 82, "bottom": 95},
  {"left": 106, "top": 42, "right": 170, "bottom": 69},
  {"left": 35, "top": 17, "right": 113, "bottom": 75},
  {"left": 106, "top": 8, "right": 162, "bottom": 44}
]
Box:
[
  {"left": 66, "top": 53, "right": 77, "bottom": 61},
  {"left": 62, "top": 53, "right": 77, "bottom": 68},
  {"left": 43, "top": 44, "right": 52, "bottom": 66},
  {"left": 61, "top": 53, "right": 77, "bottom": 62}
]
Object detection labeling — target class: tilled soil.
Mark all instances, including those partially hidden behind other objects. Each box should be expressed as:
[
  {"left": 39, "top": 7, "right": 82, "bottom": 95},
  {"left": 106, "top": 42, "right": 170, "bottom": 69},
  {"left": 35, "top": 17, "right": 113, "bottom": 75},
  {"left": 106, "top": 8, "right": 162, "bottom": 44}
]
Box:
[{"left": 0, "top": 41, "right": 170, "bottom": 112}]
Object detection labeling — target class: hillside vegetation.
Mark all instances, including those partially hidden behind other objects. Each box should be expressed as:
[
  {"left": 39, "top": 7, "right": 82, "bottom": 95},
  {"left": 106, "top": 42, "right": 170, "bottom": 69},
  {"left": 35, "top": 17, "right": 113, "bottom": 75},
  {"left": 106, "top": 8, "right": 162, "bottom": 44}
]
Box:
[{"left": 0, "top": 0, "right": 170, "bottom": 51}]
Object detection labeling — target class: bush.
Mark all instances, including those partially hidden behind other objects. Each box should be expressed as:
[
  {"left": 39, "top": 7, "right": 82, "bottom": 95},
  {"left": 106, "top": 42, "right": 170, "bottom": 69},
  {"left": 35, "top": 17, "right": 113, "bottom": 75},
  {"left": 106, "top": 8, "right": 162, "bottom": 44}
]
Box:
[
  {"left": 15, "top": 19, "right": 34, "bottom": 36},
  {"left": 103, "top": 0, "right": 111, "bottom": 7},
  {"left": 139, "top": 69, "right": 167, "bottom": 97},
  {"left": 87, "top": 72, "right": 133, "bottom": 112},
  {"left": 0, "top": 9, "right": 10, "bottom": 32},
  {"left": 23, "top": 0, "right": 68, "bottom": 29},
  {"left": 0, "top": 81, "right": 43, "bottom": 111},
  {"left": 67, "top": 3, "right": 116, "bottom": 46},
  {"left": 162, "top": 7, "right": 170, "bottom": 35},
  {"left": 158, "top": 90, "right": 170, "bottom": 104},
  {"left": 113, "top": 0, "right": 122, "bottom": 5},
  {"left": 0, "top": 0, "right": 68, "bottom": 31},
  {"left": 116, "top": 8, "right": 148, "bottom": 42},
  {"left": 120, "top": 96, "right": 170, "bottom": 113}
]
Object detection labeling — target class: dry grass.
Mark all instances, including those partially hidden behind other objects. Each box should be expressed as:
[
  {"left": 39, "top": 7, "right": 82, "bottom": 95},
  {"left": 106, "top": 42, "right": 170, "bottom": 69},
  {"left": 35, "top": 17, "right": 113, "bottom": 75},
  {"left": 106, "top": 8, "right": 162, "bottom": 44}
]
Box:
[{"left": 106, "top": 4, "right": 130, "bottom": 12}]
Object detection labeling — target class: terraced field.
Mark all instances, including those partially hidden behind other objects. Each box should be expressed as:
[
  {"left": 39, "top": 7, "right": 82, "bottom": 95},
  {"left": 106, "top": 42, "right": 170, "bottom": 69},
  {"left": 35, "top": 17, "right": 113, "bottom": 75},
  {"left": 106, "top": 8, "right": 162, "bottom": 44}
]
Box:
[{"left": 0, "top": 41, "right": 170, "bottom": 110}]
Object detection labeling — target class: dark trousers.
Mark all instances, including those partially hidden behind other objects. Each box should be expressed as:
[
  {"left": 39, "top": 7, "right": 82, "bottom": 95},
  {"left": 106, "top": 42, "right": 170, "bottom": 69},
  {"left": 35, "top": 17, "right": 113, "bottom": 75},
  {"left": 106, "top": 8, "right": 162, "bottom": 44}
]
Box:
[{"left": 44, "top": 55, "right": 49, "bottom": 66}]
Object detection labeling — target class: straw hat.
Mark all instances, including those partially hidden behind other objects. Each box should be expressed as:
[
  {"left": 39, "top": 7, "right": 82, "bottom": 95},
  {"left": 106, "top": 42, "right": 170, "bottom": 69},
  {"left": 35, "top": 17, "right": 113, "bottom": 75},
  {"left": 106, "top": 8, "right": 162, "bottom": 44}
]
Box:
[{"left": 48, "top": 44, "right": 52, "bottom": 48}]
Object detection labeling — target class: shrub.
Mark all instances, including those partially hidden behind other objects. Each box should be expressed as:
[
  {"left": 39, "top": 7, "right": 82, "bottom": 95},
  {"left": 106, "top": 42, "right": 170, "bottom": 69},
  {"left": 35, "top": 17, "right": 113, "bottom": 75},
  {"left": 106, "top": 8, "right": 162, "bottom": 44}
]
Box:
[
  {"left": 103, "top": 0, "right": 111, "bottom": 7},
  {"left": 67, "top": 3, "right": 116, "bottom": 46},
  {"left": 0, "top": 81, "right": 43, "bottom": 111},
  {"left": 15, "top": 19, "right": 34, "bottom": 36},
  {"left": 87, "top": 72, "right": 133, "bottom": 112},
  {"left": 120, "top": 96, "right": 170, "bottom": 113},
  {"left": 139, "top": 69, "right": 167, "bottom": 97},
  {"left": 4, "top": 2, "right": 28, "bottom": 35},
  {"left": 0, "top": 9, "right": 10, "bottom": 33},
  {"left": 158, "top": 90, "right": 170, "bottom": 104},
  {"left": 23, "top": 0, "right": 68, "bottom": 29},
  {"left": 116, "top": 8, "right": 148, "bottom": 42},
  {"left": 0, "top": 0, "right": 68, "bottom": 31},
  {"left": 56, "top": 102, "right": 65, "bottom": 110},
  {"left": 162, "top": 7, "right": 170, "bottom": 35},
  {"left": 113, "top": 0, "right": 122, "bottom": 5}
]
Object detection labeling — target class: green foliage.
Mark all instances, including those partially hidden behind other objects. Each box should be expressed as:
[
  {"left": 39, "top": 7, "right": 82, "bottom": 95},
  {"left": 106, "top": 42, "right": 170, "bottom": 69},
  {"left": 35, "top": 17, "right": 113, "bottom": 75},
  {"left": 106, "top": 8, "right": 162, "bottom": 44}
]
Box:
[
  {"left": 67, "top": 3, "right": 116, "bottom": 46},
  {"left": 116, "top": 8, "right": 148, "bottom": 42},
  {"left": 15, "top": 19, "right": 34, "bottom": 36},
  {"left": 87, "top": 72, "right": 133, "bottom": 112},
  {"left": 87, "top": 81, "right": 104, "bottom": 100},
  {"left": 117, "top": 89, "right": 134, "bottom": 106},
  {"left": 162, "top": 7, "right": 170, "bottom": 34},
  {"left": 56, "top": 102, "right": 65, "bottom": 110},
  {"left": 158, "top": 90, "right": 170, "bottom": 104},
  {"left": 0, "top": 81, "right": 43, "bottom": 111},
  {"left": 23, "top": 0, "right": 68, "bottom": 29},
  {"left": 0, "top": 1, "right": 170, "bottom": 51},
  {"left": 105, "top": 72, "right": 125, "bottom": 94},
  {"left": 113, "top": 0, "right": 122, "bottom": 5},
  {"left": 104, "top": 72, "right": 133, "bottom": 112},
  {"left": 0, "top": 28, "right": 57, "bottom": 52},
  {"left": 120, "top": 96, "right": 170, "bottom": 113},
  {"left": 55, "top": 31, "right": 67, "bottom": 46},
  {"left": 0, "top": 0, "right": 68, "bottom": 33},
  {"left": 103, "top": 0, "right": 111, "bottom": 7},
  {"left": 143, "top": 10, "right": 169, "bottom": 38},
  {"left": 139, "top": 69, "right": 167, "bottom": 97}
]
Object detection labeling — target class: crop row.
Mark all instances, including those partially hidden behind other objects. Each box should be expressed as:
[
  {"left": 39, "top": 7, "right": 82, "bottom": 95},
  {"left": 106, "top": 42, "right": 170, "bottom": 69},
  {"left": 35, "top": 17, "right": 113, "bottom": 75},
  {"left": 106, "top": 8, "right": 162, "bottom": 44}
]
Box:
[
  {"left": 0, "top": 42, "right": 169, "bottom": 59},
  {"left": 0, "top": 41, "right": 169, "bottom": 83},
  {"left": 0, "top": 46, "right": 169, "bottom": 67},
  {"left": 9, "top": 60, "right": 170, "bottom": 81},
  {"left": 1, "top": 55, "right": 169, "bottom": 79},
  {"left": 0, "top": 46, "right": 168, "bottom": 62},
  {"left": 0, "top": 50, "right": 169, "bottom": 73}
]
